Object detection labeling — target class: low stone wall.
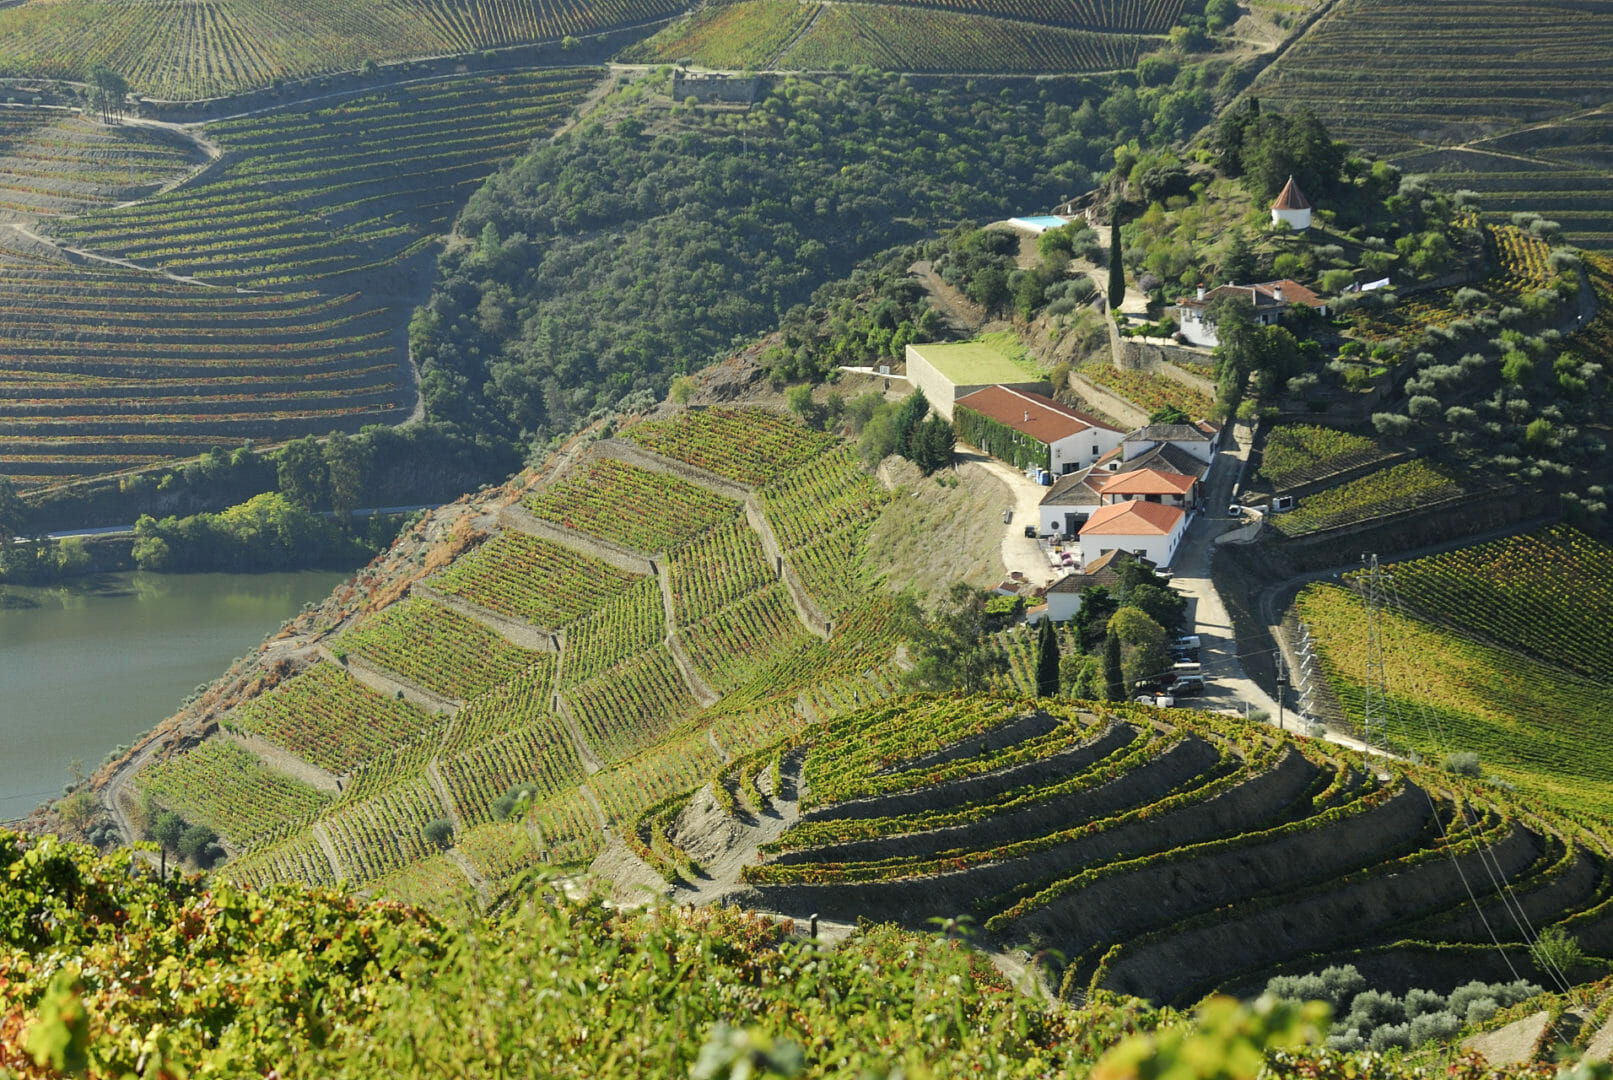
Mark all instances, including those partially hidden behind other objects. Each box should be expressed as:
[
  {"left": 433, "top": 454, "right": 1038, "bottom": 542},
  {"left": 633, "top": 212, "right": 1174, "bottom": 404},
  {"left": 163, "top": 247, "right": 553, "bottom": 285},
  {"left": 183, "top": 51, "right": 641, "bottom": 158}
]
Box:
[
  {"left": 1101, "top": 822, "right": 1542, "bottom": 1004},
  {"left": 328, "top": 649, "right": 459, "bottom": 715},
  {"left": 497, "top": 503, "right": 656, "bottom": 576},
  {"left": 744, "top": 498, "right": 833, "bottom": 638},
  {"left": 1011, "top": 780, "right": 1430, "bottom": 952},
  {"left": 413, "top": 583, "right": 559, "bottom": 652},
  {"left": 775, "top": 733, "right": 1216, "bottom": 867},
  {"left": 218, "top": 728, "right": 341, "bottom": 792}
]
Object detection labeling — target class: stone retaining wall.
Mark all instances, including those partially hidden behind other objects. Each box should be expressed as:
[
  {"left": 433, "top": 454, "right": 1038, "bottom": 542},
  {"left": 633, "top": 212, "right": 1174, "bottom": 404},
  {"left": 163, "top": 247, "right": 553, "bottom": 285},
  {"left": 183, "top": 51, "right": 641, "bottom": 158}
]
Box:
[
  {"left": 751, "top": 743, "right": 1318, "bottom": 924},
  {"left": 329, "top": 649, "right": 459, "bottom": 715},
  {"left": 413, "top": 583, "right": 559, "bottom": 652},
  {"left": 498, "top": 503, "right": 656, "bottom": 575},
  {"left": 217, "top": 728, "right": 342, "bottom": 792},
  {"left": 1101, "top": 822, "right": 1542, "bottom": 1004},
  {"left": 1011, "top": 779, "right": 1430, "bottom": 951}
]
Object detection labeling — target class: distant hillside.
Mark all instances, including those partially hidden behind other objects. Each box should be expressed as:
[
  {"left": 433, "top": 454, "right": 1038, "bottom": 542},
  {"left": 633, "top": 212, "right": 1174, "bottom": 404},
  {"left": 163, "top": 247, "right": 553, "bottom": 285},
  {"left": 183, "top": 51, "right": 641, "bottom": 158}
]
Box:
[
  {"left": 0, "top": 0, "right": 675, "bottom": 99},
  {"left": 1253, "top": 0, "right": 1613, "bottom": 251}
]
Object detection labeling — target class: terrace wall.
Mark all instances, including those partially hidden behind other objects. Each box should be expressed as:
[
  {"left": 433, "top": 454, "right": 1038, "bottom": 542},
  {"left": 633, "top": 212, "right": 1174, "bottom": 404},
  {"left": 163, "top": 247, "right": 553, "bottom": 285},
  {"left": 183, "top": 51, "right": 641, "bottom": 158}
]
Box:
[
  {"left": 750, "top": 744, "right": 1319, "bottom": 924},
  {"left": 1100, "top": 822, "right": 1543, "bottom": 1004}
]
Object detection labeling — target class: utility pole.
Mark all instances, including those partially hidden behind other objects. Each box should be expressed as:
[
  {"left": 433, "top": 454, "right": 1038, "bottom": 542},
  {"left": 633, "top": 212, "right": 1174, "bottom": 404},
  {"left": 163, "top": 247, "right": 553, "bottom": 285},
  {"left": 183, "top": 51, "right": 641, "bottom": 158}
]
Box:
[
  {"left": 1275, "top": 653, "right": 1287, "bottom": 731},
  {"left": 1360, "top": 554, "right": 1389, "bottom": 753}
]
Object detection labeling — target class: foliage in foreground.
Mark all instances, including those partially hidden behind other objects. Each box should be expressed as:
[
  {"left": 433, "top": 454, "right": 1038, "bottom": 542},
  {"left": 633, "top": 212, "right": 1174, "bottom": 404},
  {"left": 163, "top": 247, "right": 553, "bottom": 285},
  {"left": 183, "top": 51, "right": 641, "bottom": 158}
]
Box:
[{"left": 3, "top": 828, "right": 1612, "bottom": 1079}]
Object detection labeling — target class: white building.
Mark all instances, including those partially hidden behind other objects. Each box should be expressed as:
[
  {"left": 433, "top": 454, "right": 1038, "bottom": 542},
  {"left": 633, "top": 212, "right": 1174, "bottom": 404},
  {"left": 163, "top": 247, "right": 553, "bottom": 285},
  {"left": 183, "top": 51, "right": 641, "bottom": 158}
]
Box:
[
  {"left": 954, "top": 385, "right": 1124, "bottom": 476},
  {"left": 1038, "top": 550, "right": 1136, "bottom": 622},
  {"left": 1039, "top": 466, "right": 1107, "bottom": 537},
  {"left": 1172, "top": 279, "right": 1327, "bottom": 348},
  {"left": 1077, "top": 500, "right": 1188, "bottom": 567},
  {"left": 904, "top": 341, "right": 1050, "bottom": 421},
  {"left": 1118, "top": 423, "right": 1219, "bottom": 466},
  {"left": 1271, "top": 175, "right": 1312, "bottom": 231}
]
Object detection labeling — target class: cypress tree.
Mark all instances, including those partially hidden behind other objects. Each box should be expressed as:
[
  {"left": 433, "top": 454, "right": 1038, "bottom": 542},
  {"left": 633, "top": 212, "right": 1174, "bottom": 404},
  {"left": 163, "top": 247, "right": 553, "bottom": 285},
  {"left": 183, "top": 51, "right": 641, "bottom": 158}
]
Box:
[
  {"left": 1107, "top": 215, "right": 1125, "bottom": 312},
  {"left": 1035, "top": 618, "right": 1061, "bottom": 698},
  {"left": 1103, "top": 630, "right": 1125, "bottom": 701}
]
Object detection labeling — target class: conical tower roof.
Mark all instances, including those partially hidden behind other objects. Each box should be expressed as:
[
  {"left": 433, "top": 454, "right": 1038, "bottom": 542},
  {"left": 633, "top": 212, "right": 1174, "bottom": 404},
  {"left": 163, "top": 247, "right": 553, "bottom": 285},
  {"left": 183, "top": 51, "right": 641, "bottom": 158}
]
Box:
[{"left": 1272, "top": 175, "right": 1310, "bottom": 210}]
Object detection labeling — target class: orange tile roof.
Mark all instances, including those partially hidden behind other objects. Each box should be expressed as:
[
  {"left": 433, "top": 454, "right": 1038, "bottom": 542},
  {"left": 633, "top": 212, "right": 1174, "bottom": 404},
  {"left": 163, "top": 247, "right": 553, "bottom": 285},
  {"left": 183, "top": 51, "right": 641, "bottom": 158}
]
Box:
[
  {"left": 1272, "top": 176, "right": 1310, "bottom": 211},
  {"left": 1097, "top": 468, "right": 1198, "bottom": 496},
  {"left": 954, "top": 385, "right": 1119, "bottom": 445},
  {"left": 1078, "top": 500, "right": 1185, "bottom": 537}
]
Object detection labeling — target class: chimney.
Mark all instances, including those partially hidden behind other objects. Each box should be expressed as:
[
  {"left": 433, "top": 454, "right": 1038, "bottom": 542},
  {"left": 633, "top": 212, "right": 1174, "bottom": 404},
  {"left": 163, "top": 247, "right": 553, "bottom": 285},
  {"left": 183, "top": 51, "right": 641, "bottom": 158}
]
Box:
[
  {"left": 1196, "top": 283, "right": 1205, "bottom": 301},
  {"left": 1273, "top": 283, "right": 1285, "bottom": 302}
]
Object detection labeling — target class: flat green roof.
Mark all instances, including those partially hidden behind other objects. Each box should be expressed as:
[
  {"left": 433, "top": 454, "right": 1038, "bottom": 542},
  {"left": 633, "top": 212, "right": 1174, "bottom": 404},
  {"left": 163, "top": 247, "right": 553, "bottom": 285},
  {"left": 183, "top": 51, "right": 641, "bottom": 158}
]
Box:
[{"left": 910, "top": 335, "right": 1042, "bottom": 385}]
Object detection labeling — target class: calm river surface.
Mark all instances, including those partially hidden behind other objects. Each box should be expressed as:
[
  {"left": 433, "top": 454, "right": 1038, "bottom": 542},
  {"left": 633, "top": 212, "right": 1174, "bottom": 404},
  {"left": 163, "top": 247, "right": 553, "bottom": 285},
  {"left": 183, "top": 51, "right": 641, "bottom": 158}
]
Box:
[{"left": 0, "top": 570, "right": 345, "bottom": 820}]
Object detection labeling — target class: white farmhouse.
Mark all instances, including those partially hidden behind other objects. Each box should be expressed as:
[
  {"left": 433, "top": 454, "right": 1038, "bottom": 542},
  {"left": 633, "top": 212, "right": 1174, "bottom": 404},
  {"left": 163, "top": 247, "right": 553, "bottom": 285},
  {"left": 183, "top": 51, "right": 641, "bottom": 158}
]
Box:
[
  {"left": 1037, "top": 549, "right": 1137, "bottom": 622},
  {"left": 1172, "top": 279, "right": 1327, "bottom": 348},
  {"left": 1117, "top": 422, "right": 1220, "bottom": 467},
  {"left": 1077, "top": 500, "right": 1188, "bottom": 568}
]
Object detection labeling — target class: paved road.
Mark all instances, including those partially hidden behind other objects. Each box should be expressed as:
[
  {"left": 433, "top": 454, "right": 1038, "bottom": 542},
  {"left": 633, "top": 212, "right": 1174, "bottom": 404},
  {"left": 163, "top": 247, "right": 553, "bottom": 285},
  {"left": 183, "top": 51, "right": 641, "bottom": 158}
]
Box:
[{"left": 1165, "top": 424, "right": 1289, "bottom": 723}]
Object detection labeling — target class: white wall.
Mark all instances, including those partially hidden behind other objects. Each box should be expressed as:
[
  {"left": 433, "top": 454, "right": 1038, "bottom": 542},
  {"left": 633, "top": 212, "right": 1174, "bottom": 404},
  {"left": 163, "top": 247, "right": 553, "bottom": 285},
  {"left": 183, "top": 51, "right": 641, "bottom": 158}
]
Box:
[
  {"left": 1049, "top": 426, "right": 1124, "bottom": 473},
  {"left": 1046, "top": 588, "right": 1083, "bottom": 623},
  {"left": 1174, "top": 307, "right": 1219, "bottom": 347},
  {"left": 1272, "top": 206, "right": 1311, "bottom": 231},
  {"left": 1078, "top": 520, "right": 1186, "bottom": 568}
]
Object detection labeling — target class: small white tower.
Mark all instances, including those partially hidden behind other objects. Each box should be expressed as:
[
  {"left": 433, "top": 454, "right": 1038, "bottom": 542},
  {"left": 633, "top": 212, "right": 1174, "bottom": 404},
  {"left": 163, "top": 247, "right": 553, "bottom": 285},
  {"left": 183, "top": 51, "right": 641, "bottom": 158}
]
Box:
[{"left": 1271, "top": 175, "right": 1312, "bottom": 231}]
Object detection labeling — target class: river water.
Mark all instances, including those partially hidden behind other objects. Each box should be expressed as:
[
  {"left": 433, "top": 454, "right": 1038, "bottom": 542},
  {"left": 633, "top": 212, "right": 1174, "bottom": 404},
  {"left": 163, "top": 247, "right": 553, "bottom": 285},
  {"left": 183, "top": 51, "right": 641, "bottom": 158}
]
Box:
[{"left": 0, "top": 570, "right": 345, "bottom": 820}]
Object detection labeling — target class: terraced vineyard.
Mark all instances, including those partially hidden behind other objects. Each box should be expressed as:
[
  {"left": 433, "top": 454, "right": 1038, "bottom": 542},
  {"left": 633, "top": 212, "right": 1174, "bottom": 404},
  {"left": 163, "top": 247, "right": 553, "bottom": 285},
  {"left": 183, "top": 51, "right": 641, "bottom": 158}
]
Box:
[
  {"left": 223, "top": 660, "right": 438, "bottom": 774},
  {"left": 1078, "top": 361, "right": 1214, "bottom": 420},
  {"left": 733, "top": 693, "right": 1613, "bottom": 1004},
  {"left": 622, "top": 408, "right": 836, "bottom": 487},
  {"left": 1370, "top": 526, "right": 1613, "bottom": 682},
  {"left": 523, "top": 457, "right": 740, "bottom": 553},
  {"left": 1256, "top": 425, "right": 1386, "bottom": 490},
  {"left": 0, "top": 71, "right": 596, "bottom": 489},
  {"left": 0, "top": 108, "right": 204, "bottom": 219},
  {"left": 136, "top": 739, "right": 333, "bottom": 848},
  {"left": 680, "top": 583, "right": 814, "bottom": 694},
  {"left": 135, "top": 409, "right": 908, "bottom": 906},
  {"left": 1254, "top": 0, "right": 1613, "bottom": 250},
  {"left": 333, "top": 596, "right": 541, "bottom": 702},
  {"left": 757, "top": 443, "right": 886, "bottom": 616},
  {"left": 1298, "top": 582, "right": 1613, "bottom": 821},
  {"left": 52, "top": 71, "right": 598, "bottom": 289},
  {"left": 779, "top": 6, "right": 1154, "bottom": 73},
  {"left": 0, "top": 0, "right": 676, "bottom": 99},
  {"left": 429, "top": 530, "right": 642, "bottom": 629},
  {"left": 632, "top": 0, "right": 1179, "bottom": 72},
  {"left": 668, "top": 516, "right": 776, "bottom": 624},
  {"left": 1267, "top": 460, "right": 1473, "bottom": 537},
  {"left": 0, "top": 252, "right": 407, "bottom": 489}
]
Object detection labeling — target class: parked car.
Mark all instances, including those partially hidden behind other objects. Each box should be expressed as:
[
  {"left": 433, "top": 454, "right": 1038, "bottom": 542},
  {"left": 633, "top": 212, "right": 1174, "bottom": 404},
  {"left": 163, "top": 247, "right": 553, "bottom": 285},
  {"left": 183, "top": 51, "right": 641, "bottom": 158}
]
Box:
[
  {"left": 1173, "top": 636, "right": 1202, "bottom": 651},
  {"left": 1023, "top": 524, "right": 1038, "bottom": 538},
  {"left": 1272, "top": 494, "right": 1297, "bottom": 513},
  {"left": 1167, "top": 676, "right": 1205, "bottom": 696},
  {"left": 1228, "top": 504, "right": 1243, "bottom": 518}
]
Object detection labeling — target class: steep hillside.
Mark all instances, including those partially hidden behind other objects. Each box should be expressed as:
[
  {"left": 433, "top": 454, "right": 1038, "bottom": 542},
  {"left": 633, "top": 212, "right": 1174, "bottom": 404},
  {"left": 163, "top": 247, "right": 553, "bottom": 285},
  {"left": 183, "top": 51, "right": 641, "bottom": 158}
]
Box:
[
  {"left": 1294, "top": 527, "right": 1613, "bottom": 822},
  {"left": 732, "top": 692, "right": 1613, "bottom": 1006},
  {"left": 117, "top": 407, "right": 905, "bottom": 905}
]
